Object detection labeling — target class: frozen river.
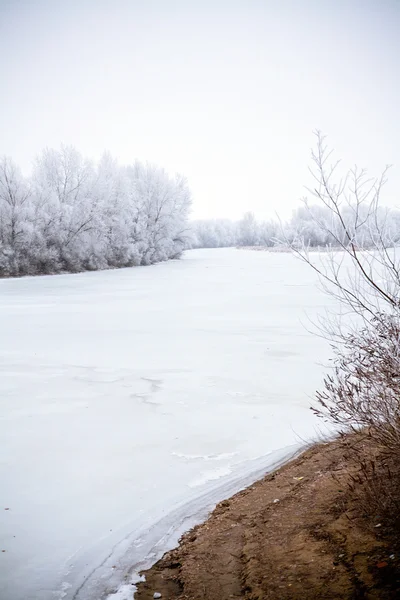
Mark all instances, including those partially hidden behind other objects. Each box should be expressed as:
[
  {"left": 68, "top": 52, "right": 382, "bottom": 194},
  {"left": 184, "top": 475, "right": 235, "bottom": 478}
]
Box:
[{"left": 0, "top": 248, "right": 332, "bottom": 600}]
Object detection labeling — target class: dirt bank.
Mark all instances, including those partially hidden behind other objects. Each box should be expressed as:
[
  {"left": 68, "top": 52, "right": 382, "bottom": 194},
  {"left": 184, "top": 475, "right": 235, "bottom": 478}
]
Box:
[{"left": 135, "top": 437, "right": 400, "bottom": 599}]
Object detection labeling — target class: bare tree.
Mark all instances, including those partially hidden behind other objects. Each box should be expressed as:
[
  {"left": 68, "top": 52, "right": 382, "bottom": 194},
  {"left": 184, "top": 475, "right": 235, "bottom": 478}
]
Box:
[
  {"left": 0, "top": 156, "right": 31, "bottom": 248},
  {"left": 290, "top": 133, "right": 400, "bottom": 521},
  {"left": 287, "top": 131, "right": 399, "bottom": 334}
]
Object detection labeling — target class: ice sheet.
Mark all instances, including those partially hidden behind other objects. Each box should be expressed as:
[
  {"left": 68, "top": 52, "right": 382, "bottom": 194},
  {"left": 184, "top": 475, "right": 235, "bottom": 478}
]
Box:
[{"left": 0, "top": 248, "right": 332, "bottom": 599}]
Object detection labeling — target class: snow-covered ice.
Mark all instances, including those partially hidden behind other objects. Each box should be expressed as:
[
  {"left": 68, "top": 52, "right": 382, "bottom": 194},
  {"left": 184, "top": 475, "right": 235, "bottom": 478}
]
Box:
[{"left": 0, "top": 248, "right": 332, "bottom": 600}]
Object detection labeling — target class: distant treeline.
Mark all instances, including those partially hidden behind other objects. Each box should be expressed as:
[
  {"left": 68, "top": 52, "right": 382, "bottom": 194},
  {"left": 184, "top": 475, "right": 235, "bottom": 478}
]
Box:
[
  {"left": 190, "top": 206, "right": 400, "bottom": 249},
  {"left": 3, "top": 145, "right": 399, "bottom": 278}
]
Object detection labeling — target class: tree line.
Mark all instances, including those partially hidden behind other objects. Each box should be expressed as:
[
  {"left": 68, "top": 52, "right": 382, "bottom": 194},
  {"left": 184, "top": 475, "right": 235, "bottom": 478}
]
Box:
[
  {"left": 190, "top": 202, "right": 400, "bottom": 251},
  {"left": 0, "top": 147, "right": 192, "bottom": 277},
  {"left": 2, "top": 142, "right": 399, "bottom": 278}
]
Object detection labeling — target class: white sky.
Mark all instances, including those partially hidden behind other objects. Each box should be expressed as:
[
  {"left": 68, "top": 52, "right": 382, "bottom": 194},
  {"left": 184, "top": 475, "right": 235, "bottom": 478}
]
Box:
[{"left": 0, "top": 0, "right": 399, "bottom": 220}]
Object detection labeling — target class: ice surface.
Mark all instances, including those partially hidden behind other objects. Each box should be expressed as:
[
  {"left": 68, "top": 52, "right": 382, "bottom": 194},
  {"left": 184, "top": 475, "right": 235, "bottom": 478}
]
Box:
[{"left": 0, "top": 248, "right": 333, "bottom": 600}]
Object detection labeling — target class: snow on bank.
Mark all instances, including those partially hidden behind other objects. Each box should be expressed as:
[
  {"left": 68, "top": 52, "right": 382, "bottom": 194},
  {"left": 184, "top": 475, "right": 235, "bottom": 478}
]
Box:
[
  {"left": 0, "top": 249, "right": 332, "bottom": 600},
  {"left": 105, "top": 444, "right": 308, "bottom": 600}
]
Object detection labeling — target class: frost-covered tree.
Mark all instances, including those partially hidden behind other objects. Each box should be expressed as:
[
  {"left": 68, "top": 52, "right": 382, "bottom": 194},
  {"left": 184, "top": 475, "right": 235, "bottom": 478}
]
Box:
[
  {"left": 191, "top": 213, "right": 278, "bottom": 248},
  {"left": 0, "top": 157, "right": 33, "bottom": 275},
  {"left": 286, "top": 205, "right": 332, "bottom": 246},
  {"left": 258, "top": 219, "right": 278, "bottom": 246},
  {"left": 191, "top": 206, "right": 400, "bottom": 252},
  {"left": 126, "top": 162, "right": 191, "bottom": 264},
  {"left": 238, "top": 211, "right": 259, "bottom": 246},
  {"left": 190, "top": 219, "right": 239, "bottom": 248},
  {"left": 32, "top": 146, "right": 97, "bottom": 271},
  {"left": 0, "top": 148, "right": 192, "bottom": 277}
]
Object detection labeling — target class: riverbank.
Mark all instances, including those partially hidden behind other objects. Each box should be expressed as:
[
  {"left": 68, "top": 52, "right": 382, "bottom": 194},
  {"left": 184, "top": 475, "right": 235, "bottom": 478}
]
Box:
[{"left": 135, "top": 436, "right": 400, "bottom": 599}]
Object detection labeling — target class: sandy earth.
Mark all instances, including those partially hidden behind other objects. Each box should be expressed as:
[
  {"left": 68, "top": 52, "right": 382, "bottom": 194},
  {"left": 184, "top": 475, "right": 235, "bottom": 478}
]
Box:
[{"left": 136, "top": 438, "right": 400, "bottom": 599}]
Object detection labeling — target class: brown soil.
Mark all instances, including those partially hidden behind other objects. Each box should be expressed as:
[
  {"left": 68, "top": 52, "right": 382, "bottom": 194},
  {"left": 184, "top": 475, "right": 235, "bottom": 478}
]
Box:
[{"left": 135, "top": 437, "right": 400, "bottom": 599}]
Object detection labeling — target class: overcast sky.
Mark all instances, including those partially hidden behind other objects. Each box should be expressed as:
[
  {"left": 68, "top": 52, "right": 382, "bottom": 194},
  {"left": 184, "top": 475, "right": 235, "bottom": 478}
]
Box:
[{"left": 0, "top": 0, "right": 399, "bottom": 219}]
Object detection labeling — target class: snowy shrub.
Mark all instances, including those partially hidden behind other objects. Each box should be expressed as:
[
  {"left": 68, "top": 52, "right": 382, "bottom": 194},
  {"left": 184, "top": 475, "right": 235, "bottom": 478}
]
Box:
[
  {"left": 315, "top": 314, "right": 400, "bottom": 453},
  {"left": 296, "top": 132, "right": 400, "bottom": 530}
]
